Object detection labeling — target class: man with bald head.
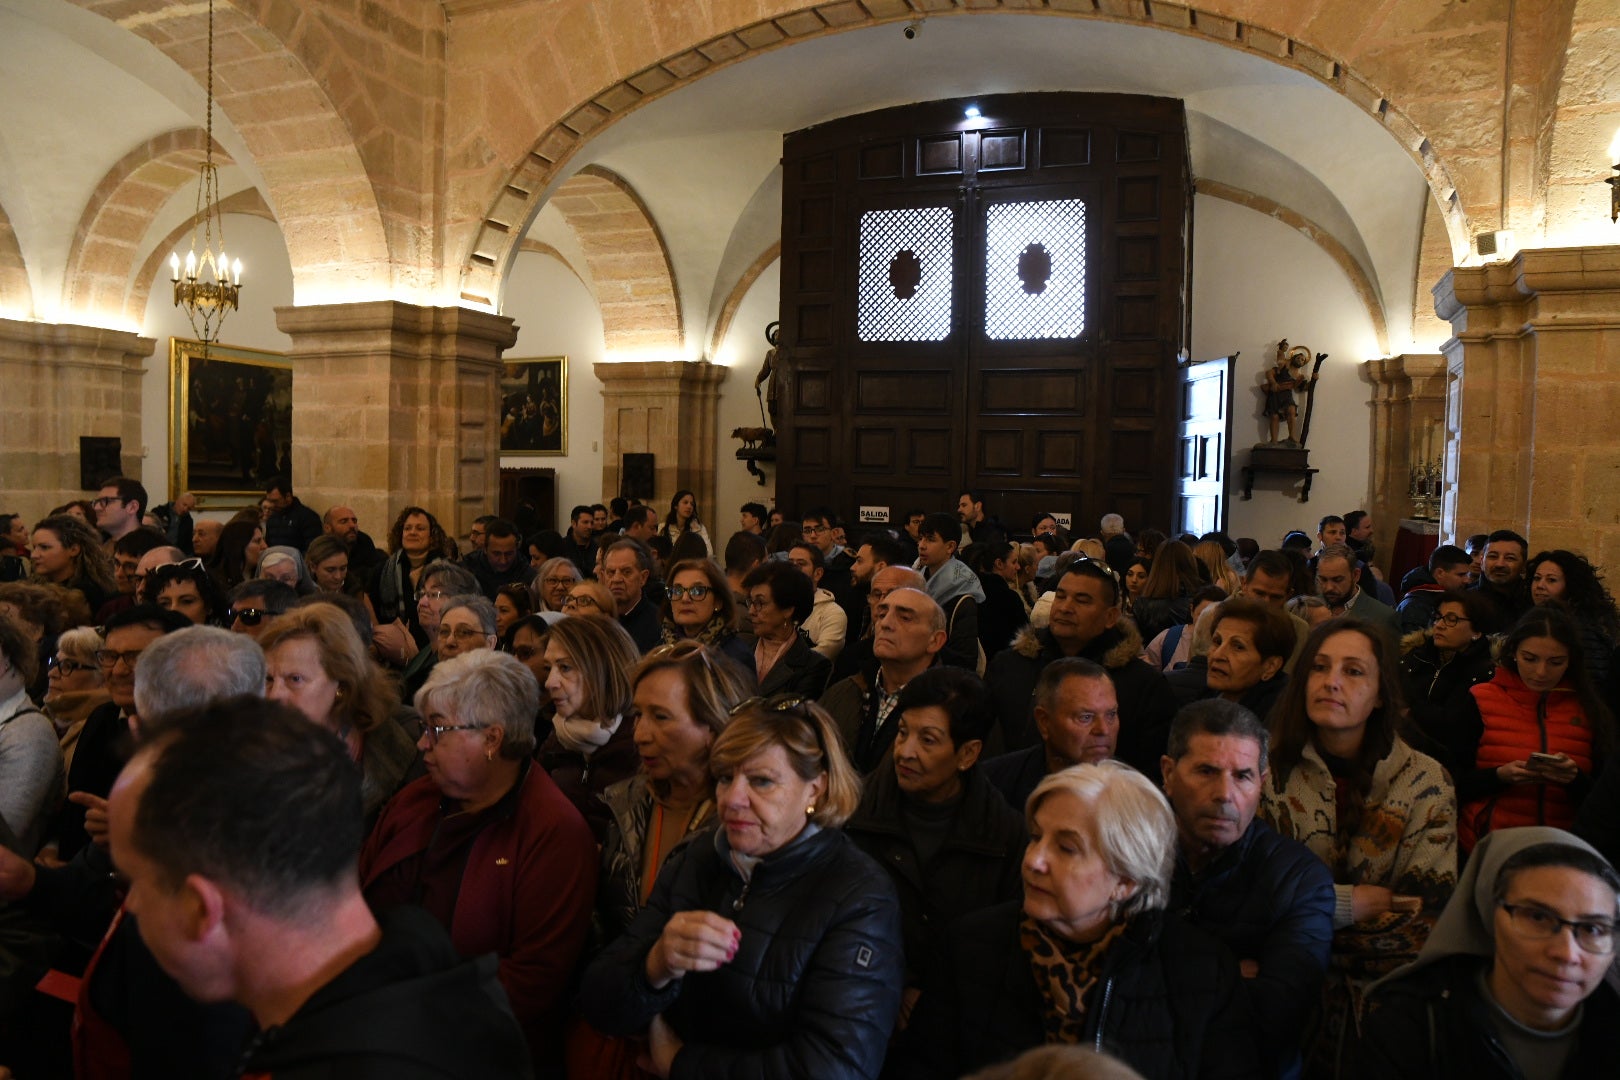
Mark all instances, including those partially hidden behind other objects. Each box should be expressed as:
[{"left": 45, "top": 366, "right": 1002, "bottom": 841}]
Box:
[
  {"left": 820, "top": 581, "right": 947, "bottom": 773},
  {"left": 190, "top": 519, "right": 223, "bottom": 560},
  {"left": 323, "top": 503, "right": 384, "bottom": 578}
]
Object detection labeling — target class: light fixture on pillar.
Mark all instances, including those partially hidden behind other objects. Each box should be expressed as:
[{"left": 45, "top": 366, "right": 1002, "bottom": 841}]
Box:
[
  {"left": 1608, "top": 130, "right": 1620, "bottom": 223},
  {"left": 169, "top": 0, "right": 241, "bottom": 352}
]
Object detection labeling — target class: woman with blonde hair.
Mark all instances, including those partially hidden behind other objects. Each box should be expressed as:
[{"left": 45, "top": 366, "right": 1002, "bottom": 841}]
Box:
[
  {"left": 561, "top": 579, "right": 615, "bottom": 617},
  {"left": 1192, "top": 539, "right": 1241, "bottom": 597},
  {"left": 539, "top": 613, "right": 643, "bottom": 839},
  {"left": 259, "top": 604, "right": 418, "bottom": 820},
  {"left": 580, "top": 696, "right": 903, "bottom": 1079}
]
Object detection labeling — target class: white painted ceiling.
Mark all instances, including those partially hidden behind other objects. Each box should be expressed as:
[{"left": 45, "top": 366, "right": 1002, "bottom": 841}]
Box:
[{"left": 553, "top": 13, "right": 1434, "bottom": 352}]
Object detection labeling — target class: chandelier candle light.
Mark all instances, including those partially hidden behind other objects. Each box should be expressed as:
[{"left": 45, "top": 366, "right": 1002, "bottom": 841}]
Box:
[{"left": 170, "top": 0, "right": 242, "bottom": 351}]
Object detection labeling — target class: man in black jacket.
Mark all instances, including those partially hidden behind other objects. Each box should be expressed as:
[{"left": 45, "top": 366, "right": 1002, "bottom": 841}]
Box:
[
  {"left": 1469, "top": 528, "right": 1531, "bottom": 628},
  {"left": 462, "top": 518, "right": 536, "bottom": 600},
  {"left": 981, "top": 657, "right": 1118, "bottom": 811},
  {"left": 109, "top": 697, "right": 533, "bottom": 1078},
  {"left": 261, "top": 476, "right": 322, "bottom": 551},
  {"left": 1161, "top": 699, "right": 1334, "bottom": 1080},
  {"left": 984, "top": 559, "right": 1177, "bottom": 775}
]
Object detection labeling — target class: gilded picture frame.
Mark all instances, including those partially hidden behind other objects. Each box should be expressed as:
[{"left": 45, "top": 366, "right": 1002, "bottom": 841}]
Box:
[
  {"left": 168, "top": 338, "right": 293, "bottom": 509},
  {"left": 500, "top": 355, "right": 568, "bottom": 456}
]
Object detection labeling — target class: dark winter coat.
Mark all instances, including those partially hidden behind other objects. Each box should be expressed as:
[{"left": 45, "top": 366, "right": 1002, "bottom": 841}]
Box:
[
  {"left": 535, "top": 717, "right": 641, "bottom": 843},
  {"left": 845, "top": 766, "right": 1024, "bottom": 988},
  {"left": 1168, "top": 818, "right": 1335, "bottom": 1080},
  {"left": 1399, "top": 634, "right": 1495, "bottom": 748},
  {"left": 239, "top": 906, "right": 535, "bottom": 1079},
  {"left": 1131, "top": 593, "right": 1192, "bottom": 646},
  {"left": 746, "top": 630, "right": 832, "bottom": 698},
  {"left": 975, "top": 573, "right": 1029, "bottom": 663},
  {"left": 897, "top": 903, "right": 1258, "bottom": 1080},
  {"left": 984, "top": 621, "right": 1177, "bottom": 776},
  {"left": 263, "top": 496, "right": 322, "bottom": 552},
  {"left": 981, "top": 743, "right": 1048, "bottom": 812},
  {"left": 579, "top": 827, "right": 904, "bottom": 1080}
]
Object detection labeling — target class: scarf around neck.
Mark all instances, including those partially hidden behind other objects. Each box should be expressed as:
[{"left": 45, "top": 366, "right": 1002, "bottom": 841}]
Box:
[
  {"left": 1021, "top": 915, "right": 1128, "bottom": 1044},
  {"left": 550, "top": 712, "right": 619, "bottom": 755}
]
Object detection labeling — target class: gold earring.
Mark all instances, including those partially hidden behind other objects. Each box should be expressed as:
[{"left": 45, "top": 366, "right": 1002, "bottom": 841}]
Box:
[
  {"left": 805, "top": 804, "right": 815, "bottom": 816},
  {"left": 486, "top": 749, "right": 494, "bottom": 762}
]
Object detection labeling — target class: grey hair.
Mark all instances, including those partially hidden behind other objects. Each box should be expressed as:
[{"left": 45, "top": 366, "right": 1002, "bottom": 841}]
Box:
[
  {"left": 419, "top": 559, "right": 479, "bottom": 597},
  {"left": 415, "top": 649, "right": 538, "bottom": 759},
  {"left": 1186, "top": 599, "right": 1222, "bottom": 659},
  {"left": 57, "top": 625, "right": 106, "bottom": 673},
  {"left": 440, "top": 594, "right": 498, "bottom": 636},
  {"left": 535, "top": 557, "right": 582, "bottom": 610},
  {"left": 1316, "top": 543, "right": 1356, "bottom": 570},
  {"left": 1166, "top": 698, "right": 1270, "bottom": 772},
  {"left": 1033, "top": 657, "right": 1109, "bottom": 713},
  {"left": 1027, "top": 761, "right": 1175, "bottom": 920},
  {"left": 879, "top": 567, "right": 927, "bottom": 592},
  {"left": 1100, "top": 513, "right": 1125, "bottom": 537},
  {"left": 1286, "top": 595, "right": 1329, "bottom": 617},
  {"left": 134, "top": 626, "right": 266, "bottom": 730}
]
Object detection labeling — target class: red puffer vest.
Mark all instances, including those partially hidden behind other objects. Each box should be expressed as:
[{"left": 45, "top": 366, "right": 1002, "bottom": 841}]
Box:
[{"left": 1461, "top": 667, "right": 1594, "bottom": 848}]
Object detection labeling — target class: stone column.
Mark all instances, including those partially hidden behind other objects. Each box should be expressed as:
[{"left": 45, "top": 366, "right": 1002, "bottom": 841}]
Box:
[
  {"left": 0, "top": 318, "right": 151, "bottom": 516},
  {"left": 275, "top": 302, "right": 518, "bottom": 540},
  {"left": 594, "top": 361, "right": 728, "bottom": 522},
  {"left": 1362, "top": 353, "right": 1446, "bottom": 571},
  {"left": 1434, "top": 246, "right": 1620, "bottom": 565}
]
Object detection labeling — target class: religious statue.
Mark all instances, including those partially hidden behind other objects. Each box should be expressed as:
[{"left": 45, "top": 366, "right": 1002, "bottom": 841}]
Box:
[
  {"left": 735, "top": 321, "right": 782, "bottom": 486},
  {"left": 753, "top": 320, "right": 782, "bottom": 428},
  {"left": 1260, "top": 340, "right": 1327, "bottom": 448}
]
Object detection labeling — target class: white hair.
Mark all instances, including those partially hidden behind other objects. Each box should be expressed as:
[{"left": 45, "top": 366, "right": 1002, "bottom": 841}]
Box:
[
  {"left": 1027, "top": 761, "right": 1175, "bottom": 920},
  {"left": 134, "top": 626, "right": 266, "bottom": 728}
]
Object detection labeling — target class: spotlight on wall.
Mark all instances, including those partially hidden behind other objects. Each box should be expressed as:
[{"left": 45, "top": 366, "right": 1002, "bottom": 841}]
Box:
[{"left": 1609, "top": 164, "right": 1619, "bottom": 223}]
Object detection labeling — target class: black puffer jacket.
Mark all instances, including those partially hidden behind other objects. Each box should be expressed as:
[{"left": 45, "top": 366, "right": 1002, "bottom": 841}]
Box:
[
  {"left": 845, "top": 766, "right": 1024, "bottom": 988},
  {"left": 1362, "top": 953, "right": 1620, "bottom": 1079},
  {"left": 1168, "top": 818, "right": 1334, "bottom": 1080},
  {"left": 1399, "top": 635, "right": 1495, "bottom": 748},
  {"left": 984, "top": 621, "right": 1177, "bottom": 776},
  {"left": 897, "top": 903, "right": 1257, "bottom": 1080},
  {"left": 1131, "top": 593, "right": 1192, "bottom": 645},
  {"left": 579, "top": 826, "right": 903, "bottom": 1080}
]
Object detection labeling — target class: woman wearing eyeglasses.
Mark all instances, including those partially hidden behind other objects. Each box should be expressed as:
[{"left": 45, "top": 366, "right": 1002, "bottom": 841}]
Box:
[
  {"left": 260, "top": 604, "right": 419, "bottom": 823},
  {"left": 361, "top": 649, "right": 598, "bottom": 1075},
  {"left": 1363, "top": 827, "right": 1620, "bottom": 1080},
  {"left": 563, "top": 579, "right": 615, "bottom": 617},
  {"left": 1400, "top": 590, "right": 1500, "bottom": 749},
  {"left": 539, "top": 613, "right": 643, "bottom": 841},
  {"left": 660, "top": 558, "right": 755, "bottom": 671},
  {"left": 42, "top": 625, "right": 108, "bottom": 774},
  {"left": 741, "top": 560, "right": 831, "bottom": 699},
  {"left": 533, "top": 556, "right": 582, "bottom": 613},
  {"left": 580, "top": 696, "right": 902, "bottom": 1080}
]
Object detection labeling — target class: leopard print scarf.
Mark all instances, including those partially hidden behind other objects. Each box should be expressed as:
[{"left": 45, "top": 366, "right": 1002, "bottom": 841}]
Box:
[{"left": 1021, "top": 915, "right": 1127, "bottom": 1044}]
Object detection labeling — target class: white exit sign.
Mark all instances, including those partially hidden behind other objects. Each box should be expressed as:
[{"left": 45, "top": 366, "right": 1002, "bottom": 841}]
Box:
[
  {"left": 1052, "top": 513, "right": 1073, "bottom": 532},
  {"left": 858, "top": 505, "right": 889, "bottom": 523}
]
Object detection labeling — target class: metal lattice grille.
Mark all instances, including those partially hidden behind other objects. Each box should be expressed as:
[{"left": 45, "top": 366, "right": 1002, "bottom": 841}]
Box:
[
  {"left": 857, "top": 206, "right": 955, "bottom": 342},
  {"left": 984, "top": 198, "right": 1087, "bottom": 340}
]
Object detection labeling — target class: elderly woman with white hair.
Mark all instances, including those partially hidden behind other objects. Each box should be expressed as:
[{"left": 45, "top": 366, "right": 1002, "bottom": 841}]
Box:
[
  {"left": 360, "top": 648, "right": 599, "bottom": 1075},
  {"left": 900, "top": 761, "right": 1258, "bottom": 1079}
]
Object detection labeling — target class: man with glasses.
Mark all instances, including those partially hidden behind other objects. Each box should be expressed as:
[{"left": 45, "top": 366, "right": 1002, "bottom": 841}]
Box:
[
  {"left": 1364, "top": 828, "right": 1620, "bottom": 1077},
  {"left": 94, "top": 477, "right": 149, "bottom": 546},
  {"left": 226, "top": 579, "right": 298, "bottom": 641},
  {"left": 802, "top": 507, "right": 862, "bottom": 645},
  {"left": 602, "top": 539, "right": 660, "bottom": 653}
]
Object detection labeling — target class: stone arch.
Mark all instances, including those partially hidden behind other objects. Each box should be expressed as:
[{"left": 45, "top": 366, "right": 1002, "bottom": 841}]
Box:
[
  {"left": 61, "top": 128, "right": 234, "bottom": 327},
  {"left": 543, "top": 167, "right": 682, "bottom": 354},
  {"left": 708, "top": 243, "right": 780, "bottom": 362},
  {"left": 69, "top": 0, "right": 391, "bottom": 299},
  {"left": 459, "top": 2, "right": 1472, "bottom": 306},
  {"left": 0, "top": 200, "right": 32, "bottom": 320}
]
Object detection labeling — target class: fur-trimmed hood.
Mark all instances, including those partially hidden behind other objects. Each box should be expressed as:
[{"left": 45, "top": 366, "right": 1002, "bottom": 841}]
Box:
[{"left": 1008, "top": 617, "right": 1144, "bottom": 670}]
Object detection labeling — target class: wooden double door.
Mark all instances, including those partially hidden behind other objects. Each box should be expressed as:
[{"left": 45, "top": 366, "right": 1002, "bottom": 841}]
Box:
[{"left": 776, "top": 93, "right": 1192, "bottom": 536}]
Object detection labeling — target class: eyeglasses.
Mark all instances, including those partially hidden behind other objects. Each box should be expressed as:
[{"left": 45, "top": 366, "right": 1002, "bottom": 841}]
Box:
[
  {"left": 668, "top": 584, "right": 713, "bottom": 601},
  {"left": 422, "top": 722, "right": 484, "bottom": 745},
  {"left": 745, "top": 596, "right": 772, "bottom": 611},
  {"left": 728, "top": 693, "right": 828, "bottom": 766},
  {"left": 563, "top": 594, "right": 598, "bottom": 610},
  {"left": 229, "top": 607, "right": 269, "bottom": 626},
  {"left": 143, "top": 557, "right": 204, "bottom": 581},
  {"left": 1434, "top": 613, "right": 1472, "bottom": 628},
  {"left": 436, "top": 625, "right": 491, "bottom": 642},
  {"left": 416, "top": 588, "right": 448, "bottom": 602},
  {"left": 801, "top": 523, "right": 827, "bottom": 536},
  {"left": 543, "top": 575, "right": 578, "bottom": 587},
  {"left": 1499, "top": 901, "right": 1615, "bottom": 955},
  {"left": 93, "top": 648, "right": 145, "bottom": 670},
  {"left": 47, "top": 656, "right": 91, "bottom": 676},
  {"left": 91, "top": 496, "right": 121, "bottom": 509}
]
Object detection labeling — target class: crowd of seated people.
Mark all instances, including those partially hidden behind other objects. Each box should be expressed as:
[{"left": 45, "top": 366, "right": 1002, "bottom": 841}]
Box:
[{"left": 0, "top": 478, "right": 1616, "bottom": 1079}]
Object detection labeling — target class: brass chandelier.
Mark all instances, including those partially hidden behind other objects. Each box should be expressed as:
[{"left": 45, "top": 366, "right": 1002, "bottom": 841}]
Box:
[{"left": 169, "top": 0, "right": 241, "bottom": 351}]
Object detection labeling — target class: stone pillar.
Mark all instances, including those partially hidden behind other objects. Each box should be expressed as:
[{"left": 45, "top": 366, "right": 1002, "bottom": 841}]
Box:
[
  {"left": 594, "top": 361, "right": 728, "bottom": 522},
  {"left": 0, "top": 318, "right": 151, "bottom": 516},
  {"left": 1434, "top": 246, "right": 1620, "bottom": 566},
  {"left": 275, "top": 302, "right": 518, "bottom": 540},
  {"left": 1362, "top": 353, "right": 1446, "bottom": 572}
]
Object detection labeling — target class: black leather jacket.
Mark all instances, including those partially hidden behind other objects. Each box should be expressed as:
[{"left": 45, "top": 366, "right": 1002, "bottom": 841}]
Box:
[{"left": 579, "top": 826, "right": 903, "bottom": 1079}]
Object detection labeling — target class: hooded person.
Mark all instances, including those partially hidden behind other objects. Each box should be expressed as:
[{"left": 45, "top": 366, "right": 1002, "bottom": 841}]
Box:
[{"left": 1361, "top": 827, "right": 1620, "bottom": 1079}]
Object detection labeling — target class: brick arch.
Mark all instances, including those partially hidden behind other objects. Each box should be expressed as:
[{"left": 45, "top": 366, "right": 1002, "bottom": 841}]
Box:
[
  {"left": 543, "top": 166, "right": 682, "bottom": 354},
  {"left": 459, "top": 2, "right": 1472, "bottom": 306},
  {"left": 70, "top": 0, "right": 391, "bottom": 299},
  {"left": 62, "top": 128, "right": 234, "bottom": 327},
  {"left": 0, "top": 199, "right": 32, "bottom": 320}
]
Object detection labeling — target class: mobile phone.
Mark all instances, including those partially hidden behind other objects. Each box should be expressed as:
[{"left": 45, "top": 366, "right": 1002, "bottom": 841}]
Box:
[{"left": 1527, "top": 752, "right": 1564, "bottom": 768}]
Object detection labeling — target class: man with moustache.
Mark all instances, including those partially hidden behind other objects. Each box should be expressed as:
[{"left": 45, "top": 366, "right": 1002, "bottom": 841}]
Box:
[{"left": 1162, "top": 698, "right": 1334, "bottom": 1080}]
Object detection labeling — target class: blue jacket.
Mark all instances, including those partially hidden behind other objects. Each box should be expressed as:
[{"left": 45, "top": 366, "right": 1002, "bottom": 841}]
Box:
[{"left": 1169, "top": 817, "right": 1335, "bottom": 1080}]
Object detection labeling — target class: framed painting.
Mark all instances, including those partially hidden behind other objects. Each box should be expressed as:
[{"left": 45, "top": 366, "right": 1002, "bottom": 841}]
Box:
[
  {"left": 168, "top": 338, "right": 292, "bottom": 509},
  {"left": 500, "top": 356, "right": 567, "bottom": 456}
]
